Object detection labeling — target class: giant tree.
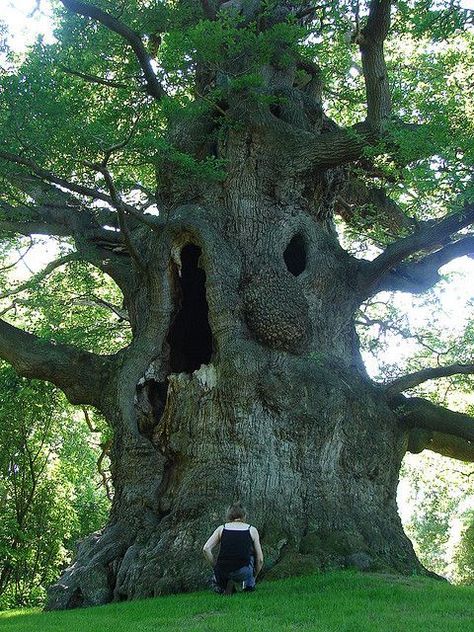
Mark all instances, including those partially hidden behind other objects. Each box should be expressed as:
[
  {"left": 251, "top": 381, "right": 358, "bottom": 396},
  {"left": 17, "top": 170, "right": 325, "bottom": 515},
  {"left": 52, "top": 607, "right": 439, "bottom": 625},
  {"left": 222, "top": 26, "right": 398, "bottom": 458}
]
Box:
[{"left": 0, "top": 0, "right": 473, "bottom": 609}]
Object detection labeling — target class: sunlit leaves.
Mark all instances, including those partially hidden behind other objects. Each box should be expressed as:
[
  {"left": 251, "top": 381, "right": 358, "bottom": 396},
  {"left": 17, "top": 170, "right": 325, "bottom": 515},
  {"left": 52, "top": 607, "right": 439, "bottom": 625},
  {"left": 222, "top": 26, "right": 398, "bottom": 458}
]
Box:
[
  {"left": 401, "top": 452, "right": 474, "bottom": 581},
  {"left": 0, "top": 364, "right": 109, "bottom": 608}
]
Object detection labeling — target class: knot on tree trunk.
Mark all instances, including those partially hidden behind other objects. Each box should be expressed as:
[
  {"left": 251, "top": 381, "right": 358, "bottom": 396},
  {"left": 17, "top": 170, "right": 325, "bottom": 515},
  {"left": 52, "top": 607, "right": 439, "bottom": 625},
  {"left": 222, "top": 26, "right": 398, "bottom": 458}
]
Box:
[{"left": 243, "top": 267, "right": 310, "bottom": 353}]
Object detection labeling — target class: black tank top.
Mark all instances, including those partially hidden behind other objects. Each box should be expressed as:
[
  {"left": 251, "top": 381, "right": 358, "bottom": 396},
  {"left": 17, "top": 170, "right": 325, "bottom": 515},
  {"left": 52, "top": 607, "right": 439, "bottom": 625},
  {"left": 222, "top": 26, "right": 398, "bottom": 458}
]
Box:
[{"left": 216, "top": 525, "right": 254, "bottom": 573}]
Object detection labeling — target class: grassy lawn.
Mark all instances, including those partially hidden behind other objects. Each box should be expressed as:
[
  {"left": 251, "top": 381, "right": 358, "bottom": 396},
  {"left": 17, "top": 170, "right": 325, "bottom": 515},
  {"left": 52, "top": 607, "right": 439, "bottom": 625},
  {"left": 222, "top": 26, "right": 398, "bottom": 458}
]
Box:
[{"left": 0, "top": 570, "right": 472, "bottom": 632}]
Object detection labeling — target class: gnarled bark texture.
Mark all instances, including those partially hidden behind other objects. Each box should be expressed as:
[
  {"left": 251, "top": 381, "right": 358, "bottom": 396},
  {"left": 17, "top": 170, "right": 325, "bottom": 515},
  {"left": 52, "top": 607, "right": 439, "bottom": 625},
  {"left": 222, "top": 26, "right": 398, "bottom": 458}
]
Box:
[{"left": 46, "top": 133, "right": 422, "bottom": 608}]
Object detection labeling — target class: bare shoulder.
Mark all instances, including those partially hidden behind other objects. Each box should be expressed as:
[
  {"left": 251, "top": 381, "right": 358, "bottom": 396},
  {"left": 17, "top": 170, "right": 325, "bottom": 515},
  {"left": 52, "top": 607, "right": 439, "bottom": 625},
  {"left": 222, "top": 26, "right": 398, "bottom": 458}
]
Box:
[{"left": 250, "top": 526, "right": 260, "bottom": 540}]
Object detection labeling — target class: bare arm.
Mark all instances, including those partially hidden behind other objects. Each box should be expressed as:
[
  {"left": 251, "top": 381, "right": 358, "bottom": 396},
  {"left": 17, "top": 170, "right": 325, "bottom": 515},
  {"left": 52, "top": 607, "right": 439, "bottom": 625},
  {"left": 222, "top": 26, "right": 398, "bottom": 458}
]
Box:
[
  {"left": 250, "top": 527, "right": 264, "bottom": 576},
  {"left": 202, "top": 526, "right": 222, "bottom": 567}
]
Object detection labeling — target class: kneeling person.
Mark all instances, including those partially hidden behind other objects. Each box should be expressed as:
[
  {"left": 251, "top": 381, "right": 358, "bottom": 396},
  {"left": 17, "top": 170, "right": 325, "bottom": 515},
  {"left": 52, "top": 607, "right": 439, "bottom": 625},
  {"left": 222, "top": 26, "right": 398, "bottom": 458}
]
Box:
[{"left": 203, "top": 503, "right": 264, "bottom": 594}]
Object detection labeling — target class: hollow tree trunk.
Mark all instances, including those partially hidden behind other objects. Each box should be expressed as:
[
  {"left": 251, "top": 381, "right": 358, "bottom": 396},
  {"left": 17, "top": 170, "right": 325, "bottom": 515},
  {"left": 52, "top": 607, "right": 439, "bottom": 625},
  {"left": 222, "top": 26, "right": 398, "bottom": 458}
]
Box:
[{"left": 46, "top": 128, "right": 422, "bottom": 610}]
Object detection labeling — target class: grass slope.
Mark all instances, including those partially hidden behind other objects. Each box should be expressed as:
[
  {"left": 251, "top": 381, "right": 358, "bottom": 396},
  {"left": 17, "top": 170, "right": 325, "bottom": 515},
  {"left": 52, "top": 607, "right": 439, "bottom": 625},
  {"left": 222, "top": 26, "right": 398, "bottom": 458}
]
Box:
[{"left": 0, "top": 571, "right": 473, "bottom": 632}]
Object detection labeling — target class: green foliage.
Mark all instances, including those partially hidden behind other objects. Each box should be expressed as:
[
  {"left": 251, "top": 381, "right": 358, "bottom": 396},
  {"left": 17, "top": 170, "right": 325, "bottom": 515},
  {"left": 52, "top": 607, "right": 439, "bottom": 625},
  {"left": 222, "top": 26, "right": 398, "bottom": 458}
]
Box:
[
  {"left": 400, "top": 453, "right": 474, "bottom": 582},
  {"left": 0, "top": 246, "right": 131, "bottom": 353},
  {"left": 0, "top": 0, "right": 471, "bottom": 223},
  {"left": 0, "top": 364, "right": 109, "bottom": 609},
  {"left": 0, "top": 240, "right": 124, "bottom": 608},
  {"left": 452, "top": 511, "right": 474, "bottom": 585}
]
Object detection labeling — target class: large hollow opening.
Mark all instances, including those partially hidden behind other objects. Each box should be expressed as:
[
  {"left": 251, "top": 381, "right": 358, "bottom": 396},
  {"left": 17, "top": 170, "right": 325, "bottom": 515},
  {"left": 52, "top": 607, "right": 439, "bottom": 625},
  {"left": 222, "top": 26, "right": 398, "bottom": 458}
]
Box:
[
  {"left": 167, "top": 243, "right": 213, "bottom": 374},
  {"left": 284, "top": 233, "right": 307, "bottom": 276}
]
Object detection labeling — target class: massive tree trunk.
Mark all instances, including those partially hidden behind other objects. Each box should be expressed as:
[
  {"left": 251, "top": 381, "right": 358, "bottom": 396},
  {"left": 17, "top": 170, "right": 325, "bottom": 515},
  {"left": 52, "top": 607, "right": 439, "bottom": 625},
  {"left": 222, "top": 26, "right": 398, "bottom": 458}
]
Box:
[
  {"left": 46, "top": 129, "right": 422, "bottom": 608},
  {"left": 2, "top": 0, "right": 473, "bottom": 612}
]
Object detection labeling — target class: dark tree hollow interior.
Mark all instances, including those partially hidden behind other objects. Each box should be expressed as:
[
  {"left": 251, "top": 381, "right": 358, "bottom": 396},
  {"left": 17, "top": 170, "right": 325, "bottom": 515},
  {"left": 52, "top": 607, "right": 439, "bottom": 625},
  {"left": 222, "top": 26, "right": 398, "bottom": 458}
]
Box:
[
  {"left": 167, "top": 244, "right": 213, "bottom": 374},
  {"left": 284, "top": 234, "right": 307, "bottom": 277}
]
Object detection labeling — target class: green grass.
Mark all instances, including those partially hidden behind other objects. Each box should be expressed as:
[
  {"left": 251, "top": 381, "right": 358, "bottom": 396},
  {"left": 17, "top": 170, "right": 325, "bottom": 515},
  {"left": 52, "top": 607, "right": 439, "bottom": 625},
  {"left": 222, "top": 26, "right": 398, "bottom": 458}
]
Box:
[{"left": 0, "top": 571, "right": 473, "bottom": 632}]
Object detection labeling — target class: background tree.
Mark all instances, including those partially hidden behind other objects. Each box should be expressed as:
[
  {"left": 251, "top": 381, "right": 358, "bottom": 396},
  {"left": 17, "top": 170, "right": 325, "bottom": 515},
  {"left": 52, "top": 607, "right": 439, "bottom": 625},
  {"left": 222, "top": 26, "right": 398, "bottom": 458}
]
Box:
[
  {"left": 0, "top": 0, "right": 473, "bottom": 609},
  {"left": 0, "top": 365, "right": 110, "bottom": 608},
  {"left": 452, "top": 509, "right": 474, "bottom": 584},
  {"left": 401, "top": 453, "right": 474, "bottom": 580},
  {"left": 0, "top": 257, "right": 121, "bottom": 608}
]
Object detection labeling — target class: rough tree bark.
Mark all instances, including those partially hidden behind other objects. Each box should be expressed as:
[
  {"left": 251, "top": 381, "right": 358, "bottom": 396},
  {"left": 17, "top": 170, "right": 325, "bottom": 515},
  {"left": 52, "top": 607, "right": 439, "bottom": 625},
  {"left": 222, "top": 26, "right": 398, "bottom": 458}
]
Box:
[{"left": 0, "top": 0, "right": 473, "bottom": 610}]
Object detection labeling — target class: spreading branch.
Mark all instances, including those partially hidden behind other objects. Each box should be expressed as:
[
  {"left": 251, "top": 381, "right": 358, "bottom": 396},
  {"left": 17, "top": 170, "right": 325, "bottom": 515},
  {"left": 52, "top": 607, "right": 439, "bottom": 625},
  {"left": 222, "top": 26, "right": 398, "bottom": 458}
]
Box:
[
  {"left": 378, "top": 235, "right": 474, "bottom": 293},
  {"left": 396, "top": 396, "right": 474, "bottom": 446},
  {"left": 359, "top": 201, "right": 474, "bottom": 295},
  {"left": 0, "top": 318, "right": 115, "bottom": 406},
  {"left": 0, "top": 198, "right": 120, "bottom": 242},
  {"left": 59, "top": 0, "right": 166, "bottom": 100},
  {"left": 74, "top": 294, "right": 129, "bottom": 321},
  {"left": 0, "top": 178, "right": 136, "bottom": 289},
  {"left": 58, "top": 64, "right": 132, "bottom": 90},
  {"left": 0, "top": 172, "right": 123, "bottom": 242},
  {"left": 0, "top": 238, "right": 34, "bottom": 272},
  {"left": 385, "top": 363, "right": 474, "bottom": 397},
  {"left": 0, "top": 151, "right": 158, "bottom": 228}
]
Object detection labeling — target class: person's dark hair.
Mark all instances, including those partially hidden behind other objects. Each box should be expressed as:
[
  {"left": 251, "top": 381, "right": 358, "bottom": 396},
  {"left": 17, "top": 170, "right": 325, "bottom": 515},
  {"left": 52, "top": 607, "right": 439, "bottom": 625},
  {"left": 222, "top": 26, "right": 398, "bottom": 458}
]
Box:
[{"left": 226, "top": 502, "right": 247, "bottom": 522}]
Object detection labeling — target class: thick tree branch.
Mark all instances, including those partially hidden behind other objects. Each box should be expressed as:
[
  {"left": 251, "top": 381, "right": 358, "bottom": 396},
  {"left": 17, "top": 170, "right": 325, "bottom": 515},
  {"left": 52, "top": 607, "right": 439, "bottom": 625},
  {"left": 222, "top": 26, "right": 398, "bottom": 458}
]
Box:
[
  {"left": 406, "top": 426, "right": 474, "bottom": 462},
  {"left": 0, "top": 216, "right": 69, "bottom": 237},
  {"left": 385, "top": 363, "right": 474, "bottom": 397},
  {"left": 0, "top": 318, "right": 115, "bottom": 406},
  {"left": 0, "top": 198, "right": 121, "bottom": 242},
  {"left": 59, "top": 0, "right": 166, "bottom": 100},
  {"left": 357, "top": 0, "right": 392, "bottom": 132},
  {"left": 426, "top": 432, "right": 474, "bottom": 462},
  {"left": 277, "top": 121, "right": 375, "bottom": 172},
  {"left": 279, "top": 118, "right": 430, "bottom": 173},
  {"left": 359, "top": 201, "right": 474, "bottom": 295},
  {"left": 396, "top": 396, "right": 474, "bottom": 445},
  {"left": 0, "top": 207, "right": 134, "bottom": 290},
  {"left": 0, "top": 179, "right": 134, "bottom": 289},
  {"left": 0, "top": 151, "right": 152, "bottom": 225},
  {"left": 378, "top": 235, "right": 474, "bottom": 293},
  {"left": 0, "top": 150, "right": 120, "bottom": 204}
]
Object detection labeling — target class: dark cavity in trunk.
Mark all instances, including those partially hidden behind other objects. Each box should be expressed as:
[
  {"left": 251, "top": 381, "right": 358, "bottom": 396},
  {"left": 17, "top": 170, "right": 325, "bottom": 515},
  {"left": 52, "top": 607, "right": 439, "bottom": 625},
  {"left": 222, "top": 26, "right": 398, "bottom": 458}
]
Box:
[
  {"left": 284, "top": 233, "right": 307, "bottom": 277},
  {"left": 167, "top": 243, "right": 213, "bottom": 374}
]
